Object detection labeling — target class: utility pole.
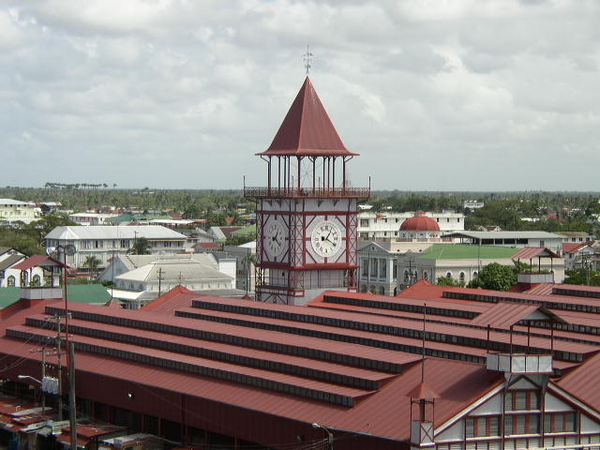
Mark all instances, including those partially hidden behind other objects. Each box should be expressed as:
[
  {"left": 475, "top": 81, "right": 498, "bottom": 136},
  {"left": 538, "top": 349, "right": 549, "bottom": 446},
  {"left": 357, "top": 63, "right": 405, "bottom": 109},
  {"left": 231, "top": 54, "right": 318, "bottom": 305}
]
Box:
[
  {"left": 30, "top": 348, "right": 47, "bottom": 416},
  {"left": 157, "top": 268, "right": 164, "bottom": 297},
  {"left": 69, "top": 342, "right": 77, "bottom": 450}
]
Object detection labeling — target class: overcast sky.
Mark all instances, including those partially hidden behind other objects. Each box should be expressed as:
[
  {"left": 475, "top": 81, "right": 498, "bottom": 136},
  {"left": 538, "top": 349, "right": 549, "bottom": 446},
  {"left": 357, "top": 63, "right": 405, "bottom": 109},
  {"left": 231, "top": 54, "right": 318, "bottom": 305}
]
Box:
[{"left": 1, "top": 1, "right": 599, "bottom": 191}]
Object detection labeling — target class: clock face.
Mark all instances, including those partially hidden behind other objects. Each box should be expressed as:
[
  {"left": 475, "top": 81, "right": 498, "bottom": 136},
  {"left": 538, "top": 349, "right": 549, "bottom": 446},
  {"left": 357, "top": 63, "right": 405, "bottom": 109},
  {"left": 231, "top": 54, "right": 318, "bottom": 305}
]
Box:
[
  {"left": 311, "top": 220, "right": 342, "bottom": 258},
  {"left": 264, "top": 218, "right": 286, "bottom": 258}
]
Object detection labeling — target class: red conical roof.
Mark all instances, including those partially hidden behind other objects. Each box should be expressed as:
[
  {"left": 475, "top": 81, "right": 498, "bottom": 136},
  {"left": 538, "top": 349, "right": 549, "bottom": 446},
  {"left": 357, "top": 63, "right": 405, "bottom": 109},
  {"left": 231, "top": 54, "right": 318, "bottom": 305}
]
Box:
[{"left": 258, "top": 77, "right": 358, "bottom": 157}]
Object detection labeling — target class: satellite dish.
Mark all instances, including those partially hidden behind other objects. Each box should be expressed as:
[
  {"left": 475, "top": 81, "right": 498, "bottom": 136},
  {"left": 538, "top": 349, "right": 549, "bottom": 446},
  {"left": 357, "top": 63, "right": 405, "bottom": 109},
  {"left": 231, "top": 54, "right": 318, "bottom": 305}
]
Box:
[
  {"left": 64, "top": 244, "right": 76, "bottom": 256},
  {"left": 46, "top": 247, "right": 56, "bottom": 256}
]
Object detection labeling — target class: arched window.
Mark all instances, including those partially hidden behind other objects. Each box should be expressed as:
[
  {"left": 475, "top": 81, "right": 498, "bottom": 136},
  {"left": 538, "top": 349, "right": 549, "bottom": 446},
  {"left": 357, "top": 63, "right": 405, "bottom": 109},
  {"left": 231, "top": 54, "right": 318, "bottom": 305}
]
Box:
[
  {"left": 360, "top": 284, "right": 368, "bottom": 293},
  {"left": 404, "top": 270, "right": 409, "bottom": 282},
  {"left": 473, "top": 271, "right": 479, "bottom": 279},
  {"left": 378, "top": 286, "right": 385, "bottom": 295},
  {"left": 370, "top": 285, "right": 376, "bottom": 294},
  {"left": 459, "top": 272, "right": 465, "bottom": 283},
  {"left": 423, "top": 271, "right": 429, "bottom": 281},
  {"left": 32, "top": 275, "right": 41, "bottom": 286},
  {"left": 7, "top": 276, "right": 16, "bottom": 287},
  {"left": 446, "top": 272, "right": 452, "bottom": 278}
]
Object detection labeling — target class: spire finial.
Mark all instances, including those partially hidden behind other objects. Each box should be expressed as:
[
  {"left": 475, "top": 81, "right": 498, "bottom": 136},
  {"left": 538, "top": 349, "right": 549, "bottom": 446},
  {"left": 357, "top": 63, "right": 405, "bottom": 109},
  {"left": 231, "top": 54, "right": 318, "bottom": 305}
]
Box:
[{"left": 302, "top": 45, "right": 313, "bottom": 75}]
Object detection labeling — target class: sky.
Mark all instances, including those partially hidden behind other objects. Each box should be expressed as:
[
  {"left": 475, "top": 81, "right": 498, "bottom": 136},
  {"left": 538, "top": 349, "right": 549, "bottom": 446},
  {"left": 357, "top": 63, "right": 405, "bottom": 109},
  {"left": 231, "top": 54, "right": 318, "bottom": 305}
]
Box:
[{"left": 1, "top": 0, "right": 599, "bottom": 192}]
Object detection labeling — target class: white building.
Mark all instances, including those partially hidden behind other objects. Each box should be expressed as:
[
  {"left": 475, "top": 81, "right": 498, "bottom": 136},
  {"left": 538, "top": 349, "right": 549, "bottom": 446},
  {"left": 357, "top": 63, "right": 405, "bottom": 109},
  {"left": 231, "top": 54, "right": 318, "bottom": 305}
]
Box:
[
  {"left": 69, "top": 212, "right": 120, "bottom": 225},
  {"left": 44, "top": 225, "right": 188, "bottom": 270},
  {"left": 445, "top": 231, "right": 565, "bottom": 255},
  {"left": 100, "top": 253, "right": 237, "bottom": 309},
  {"left": 358, "top": 210, "right": 465, "bottom": 239},
  {"left": 223, "top": 241, "right": 257, "bottom": 295},
  {"left": 0, "top": 199, "right": 39, "bottom": 224},
  {"left": 358, "top": 240, "right": 433, "bottom": 296},
  {"left": 396, "top": 244, "right": 565, "bottom": 290}
]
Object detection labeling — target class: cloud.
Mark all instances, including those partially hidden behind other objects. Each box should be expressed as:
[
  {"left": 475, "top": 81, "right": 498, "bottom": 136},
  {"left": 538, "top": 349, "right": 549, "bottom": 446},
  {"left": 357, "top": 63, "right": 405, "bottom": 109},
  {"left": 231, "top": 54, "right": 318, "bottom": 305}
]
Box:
[{"left": 0, "top": 0, "right": 599, "bottom": 190}]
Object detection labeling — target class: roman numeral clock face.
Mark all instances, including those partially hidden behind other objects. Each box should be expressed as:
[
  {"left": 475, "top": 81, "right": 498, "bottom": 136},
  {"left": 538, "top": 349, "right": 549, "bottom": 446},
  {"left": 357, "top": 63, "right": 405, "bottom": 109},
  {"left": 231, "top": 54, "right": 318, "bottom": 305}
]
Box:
[
  {"left": 264, "top": 218, "right": 286, "bottom": 259},
  {"left": 311, "top": 220, "right": 342, "bottom": 258}
]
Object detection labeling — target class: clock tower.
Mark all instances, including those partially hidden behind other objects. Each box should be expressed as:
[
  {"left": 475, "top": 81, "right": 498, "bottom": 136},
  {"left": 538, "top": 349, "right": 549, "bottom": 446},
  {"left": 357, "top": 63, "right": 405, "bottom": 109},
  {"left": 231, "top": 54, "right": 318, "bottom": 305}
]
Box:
[{"left": 245, "top": 77, "right": 370, "bottom": 305}]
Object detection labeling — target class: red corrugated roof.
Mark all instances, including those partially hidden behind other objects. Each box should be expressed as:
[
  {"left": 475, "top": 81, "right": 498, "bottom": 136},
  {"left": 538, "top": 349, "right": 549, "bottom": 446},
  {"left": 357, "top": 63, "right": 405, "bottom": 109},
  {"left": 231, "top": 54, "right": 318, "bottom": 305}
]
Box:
[
  {"left": 258, "top": 77, "right": 358, "bottom": 157},
  {"left": 562, "top": 242, "right": 590, "bottom": 254},
  {"left": 12, "top": 255, "right": 63, "bottom": 270},
  {"left": 470, "top": 302, "right": 567, "bottom": 329},
  {"left": 511, "top": 247, "right": 560, "bottom": 260}
]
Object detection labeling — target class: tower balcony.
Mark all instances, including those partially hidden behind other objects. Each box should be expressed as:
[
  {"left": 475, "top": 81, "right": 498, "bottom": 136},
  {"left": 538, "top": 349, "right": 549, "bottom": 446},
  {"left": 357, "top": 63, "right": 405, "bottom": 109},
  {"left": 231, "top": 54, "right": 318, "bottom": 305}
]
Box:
[{"left": 244, "top": 186, "right": 370, "bottom": 200}]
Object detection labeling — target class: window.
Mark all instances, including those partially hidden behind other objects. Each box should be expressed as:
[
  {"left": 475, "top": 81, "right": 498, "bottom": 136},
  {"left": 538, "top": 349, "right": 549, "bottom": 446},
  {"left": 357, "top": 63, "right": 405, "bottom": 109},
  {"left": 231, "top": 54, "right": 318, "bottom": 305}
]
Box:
[
  {"left": 459, "top": 272, "right": 465, "bottom": 283},
  {"left": 7, "top": 276, "right": 16, "bottom": 287},
  {"left": 505, "top": 391, "right": 540, "bottom": 411},
  {"left": 32, "top": 275, "right": 41, "bottom": 286},
  {"left": 544, "top": 412, "right": 577, "bottom": 433},
  {"left": 121, "top": 240, "right": 130, "bottom": 248},
  {"left": 446, "top": 272, "right": 452, "bottom": 278},
  {"left": 505, "top": 414, "right": 540, "bottom": 435},
  {"left": 466, "top": 416, "right": 500, "bottom": 438}
]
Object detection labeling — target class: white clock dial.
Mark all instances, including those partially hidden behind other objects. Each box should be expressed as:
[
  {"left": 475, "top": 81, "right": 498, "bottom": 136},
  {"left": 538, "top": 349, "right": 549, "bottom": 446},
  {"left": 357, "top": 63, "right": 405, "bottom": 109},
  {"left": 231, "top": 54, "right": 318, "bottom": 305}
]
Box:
[
  {"left": 311, "top": 220, "right": 342, "bottom": 258},
  {"left": 264, "top": 218, "right": 286, "bottom": 258}
]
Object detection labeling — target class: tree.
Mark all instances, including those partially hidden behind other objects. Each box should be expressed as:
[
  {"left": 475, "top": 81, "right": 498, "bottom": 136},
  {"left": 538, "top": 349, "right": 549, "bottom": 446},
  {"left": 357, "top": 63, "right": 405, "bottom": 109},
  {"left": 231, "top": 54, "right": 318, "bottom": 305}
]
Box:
[
  {"left": 468, "top": 262, "right": 517, "bottom": 291},
  {"left": 436, "top": 276, "right": 464, "bottom": 287},
  {"left": 128, "top": 237, "right": 151, "bottom": 255},
  {"left": 241, "top": 252, "right": 256, "bottom": 295},
  {"left": 83, "top": 255, "right": 102, "bottom": 281}
]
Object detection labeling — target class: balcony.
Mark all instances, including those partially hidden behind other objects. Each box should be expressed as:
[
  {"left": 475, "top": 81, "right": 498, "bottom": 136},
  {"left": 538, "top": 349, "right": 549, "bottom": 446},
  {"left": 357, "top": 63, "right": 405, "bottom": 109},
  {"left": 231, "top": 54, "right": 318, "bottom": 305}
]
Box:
[{"left": 244, "top": 186, "right": 370, "bottom": 200}]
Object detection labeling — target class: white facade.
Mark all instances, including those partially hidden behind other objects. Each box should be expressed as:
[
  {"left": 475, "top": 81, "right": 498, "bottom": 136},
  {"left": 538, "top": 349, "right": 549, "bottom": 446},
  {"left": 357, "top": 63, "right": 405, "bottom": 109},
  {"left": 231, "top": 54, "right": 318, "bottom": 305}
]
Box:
[
  {"left": 397, "top": 253, "right": 565, "bottom": 289},
  {"left": 433, "top": 370, "right": 600, "bottom": 450},
  {"left": 447, "top": 231, "right": 565, "bottom": 255},
  {"left": 358, "top": 241, "right": 433, "bottom": 296},
  {"left": 0, "top": 199, "right": 39, "bottom": 223},
  {"left": 69, "top": 212, "right": 120, "bottom": 225},
  {"left": 358, "top": 211, "right": 465, "bottom": 239},
  {"left": 0, "top": 249, "right": 51, "bottom": 288},
  {"left": 105, "top": 254, "right": 235, "bottom": 309},
  {"left": 45, "top": 225, "right": 188, "bottom": 270}
]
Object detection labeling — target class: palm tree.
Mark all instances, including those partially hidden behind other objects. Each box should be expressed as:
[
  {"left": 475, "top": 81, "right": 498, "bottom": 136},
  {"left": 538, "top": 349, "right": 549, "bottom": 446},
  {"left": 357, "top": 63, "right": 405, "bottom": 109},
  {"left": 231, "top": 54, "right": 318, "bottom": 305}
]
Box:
[
  {"left": 240, "top": 251, "right": 256, "bottom": 295},
  {"left": 83, "top": 255, "right": 102, "bottom": 281}
]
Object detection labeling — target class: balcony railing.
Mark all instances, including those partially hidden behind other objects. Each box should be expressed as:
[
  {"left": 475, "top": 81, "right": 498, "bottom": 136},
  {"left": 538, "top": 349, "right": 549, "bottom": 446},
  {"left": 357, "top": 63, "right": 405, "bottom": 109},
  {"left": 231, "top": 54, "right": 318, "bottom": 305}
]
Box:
[{"left": 244, "top": 186, "right": 371, "bottom": 199}]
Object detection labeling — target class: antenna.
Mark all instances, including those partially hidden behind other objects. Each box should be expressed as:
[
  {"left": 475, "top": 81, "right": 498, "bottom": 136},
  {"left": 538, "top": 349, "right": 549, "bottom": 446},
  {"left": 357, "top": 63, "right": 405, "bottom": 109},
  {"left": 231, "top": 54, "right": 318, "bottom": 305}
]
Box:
[{"left": 302, "top": 45, "right": 313, "bottom": 75}]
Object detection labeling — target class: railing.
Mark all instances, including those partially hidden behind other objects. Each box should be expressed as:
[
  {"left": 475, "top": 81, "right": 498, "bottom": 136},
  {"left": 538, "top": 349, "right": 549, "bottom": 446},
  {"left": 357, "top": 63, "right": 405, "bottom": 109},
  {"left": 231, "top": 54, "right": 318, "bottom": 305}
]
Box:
[{"left": 244, "top": 186, "right": 371, "bottom": 199}]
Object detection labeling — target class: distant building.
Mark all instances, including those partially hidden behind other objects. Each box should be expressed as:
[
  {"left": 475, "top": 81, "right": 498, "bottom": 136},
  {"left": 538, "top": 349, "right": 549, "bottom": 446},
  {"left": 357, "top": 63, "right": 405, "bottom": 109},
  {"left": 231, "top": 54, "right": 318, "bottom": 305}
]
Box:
[
  {"left": 0, "top": 199, "right": 39, "bottom": 224},
  {"left": 396, "top": 244, "right": 565, "bottom": 289},
  {"left": 99, "top": 253, "right": 238, "bottom": 309},
  {"left": 69, "top": 212, "right": 120, "bottom": 225},
  {"left": 555, "top": 232, "right": 596, "bottom": 244},
  {"left": 444, "top": 231, "right": 565, "bottom": 255},
  {"left": 358, "top": 240, "right": 433, "bottom": 296},
  {"left": 358, "top": 210, "right": 464, "bottom": 239},
  {"left": 44, "top": 225, "right": 188, "bottom": 270},
  {"left": 463, "top": 200, "right": 484, "bottom": 210}
]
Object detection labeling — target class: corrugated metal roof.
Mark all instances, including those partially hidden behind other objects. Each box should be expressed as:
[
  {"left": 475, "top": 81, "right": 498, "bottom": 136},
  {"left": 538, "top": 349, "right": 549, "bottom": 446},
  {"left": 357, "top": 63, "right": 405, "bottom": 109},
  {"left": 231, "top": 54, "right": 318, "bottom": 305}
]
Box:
[
  {"left": 12, "top": 255, "right": 62, "bottom": 270},
  {"left": 0, "top": 254, "right": 24, "bottom": 270},
  {"left": 258, "top": 77, "right": 358, "bottom": 157},
  {"left": 45, "top": 225, "right": 187, "bottom": 240},
  {"left": 2, "top": 280, "right": 600, "bottom": 445},
  {"left": 470, "top": 302, "right": 567, "bottom": 329},
  {"left": 511, "top": 247, "right": 561, "bottom": 260}
]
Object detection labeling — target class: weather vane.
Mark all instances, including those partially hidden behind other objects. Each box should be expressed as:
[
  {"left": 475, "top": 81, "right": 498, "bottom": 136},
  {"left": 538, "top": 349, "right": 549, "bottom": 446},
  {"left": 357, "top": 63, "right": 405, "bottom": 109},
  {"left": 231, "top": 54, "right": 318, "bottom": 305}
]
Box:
[{"left": 302, "top": 45, "right": 313, "bottom": 75}]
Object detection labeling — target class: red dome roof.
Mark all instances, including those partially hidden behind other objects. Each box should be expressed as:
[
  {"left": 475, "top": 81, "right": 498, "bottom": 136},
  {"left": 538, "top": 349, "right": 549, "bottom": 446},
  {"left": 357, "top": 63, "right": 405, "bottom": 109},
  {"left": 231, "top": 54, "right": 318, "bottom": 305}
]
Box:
[{"left": 400, "top": 215, "right": 440, "bottom": 231}]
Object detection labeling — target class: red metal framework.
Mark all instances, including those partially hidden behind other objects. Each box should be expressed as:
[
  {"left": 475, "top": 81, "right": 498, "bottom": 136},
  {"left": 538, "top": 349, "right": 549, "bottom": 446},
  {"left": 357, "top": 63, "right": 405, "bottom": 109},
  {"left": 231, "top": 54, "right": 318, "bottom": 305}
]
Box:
[{"left": 244, "top": 186, "right": 370, "bottom": 200}]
